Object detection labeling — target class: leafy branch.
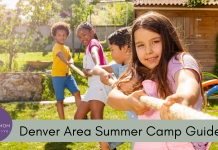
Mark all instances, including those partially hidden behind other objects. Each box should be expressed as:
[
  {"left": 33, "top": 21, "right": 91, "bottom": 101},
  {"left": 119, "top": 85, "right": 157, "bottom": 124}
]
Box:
[{"left": 184, "top": 0, "right": 217, "bottom": 7}]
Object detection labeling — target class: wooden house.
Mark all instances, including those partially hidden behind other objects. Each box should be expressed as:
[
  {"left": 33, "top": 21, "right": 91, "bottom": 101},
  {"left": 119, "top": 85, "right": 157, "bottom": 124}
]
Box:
[{"left": 133, "top": 0, "right": 218, "bottom": 74}]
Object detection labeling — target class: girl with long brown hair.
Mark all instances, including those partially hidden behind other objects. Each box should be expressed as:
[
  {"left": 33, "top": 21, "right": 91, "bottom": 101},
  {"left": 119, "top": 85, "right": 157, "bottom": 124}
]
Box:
[{"left": 107, "top": 12, "right": 211, "bottom": 150}]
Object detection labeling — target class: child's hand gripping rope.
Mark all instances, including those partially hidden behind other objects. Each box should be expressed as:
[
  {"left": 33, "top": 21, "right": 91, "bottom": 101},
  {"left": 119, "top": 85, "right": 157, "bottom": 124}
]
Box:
[
  {"left": 69, "top": 64, "right": 116, "bottom": 86},
  {"left": 69, "top": 64, "right": 92, "bottom": 77},
  {"left": 110, "top": 78, "right": 218, "bottom": 120},
  {"left": 140, "top": 95, "right": 218, "bottom": 120}
]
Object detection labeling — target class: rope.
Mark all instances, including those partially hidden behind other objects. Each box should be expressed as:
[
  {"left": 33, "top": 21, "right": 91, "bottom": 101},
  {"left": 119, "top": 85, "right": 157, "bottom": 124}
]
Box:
[
  {"left": 106, "top": 80, "right": 218, "bottom": 119},
  {"left": 140, "top": 96, "right": 218, "bottom": 120},
  {"left": 71, "top": 67, "right": 218, "bottom": 120}
]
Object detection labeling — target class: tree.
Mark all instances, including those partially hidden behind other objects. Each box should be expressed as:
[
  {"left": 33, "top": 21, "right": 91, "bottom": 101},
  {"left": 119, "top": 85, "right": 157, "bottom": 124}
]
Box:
[
  {"left": 185, "top": 0, "right": 217, "bottom": 7},
  {"left": 91, "top": 2, "right": 133, "bottom": 26},
  {"left": 0, "top": 0, "right": 55, "bottom": 71},
  {"left": 55, "top": 0, "right": 94, "bottom": 57}
]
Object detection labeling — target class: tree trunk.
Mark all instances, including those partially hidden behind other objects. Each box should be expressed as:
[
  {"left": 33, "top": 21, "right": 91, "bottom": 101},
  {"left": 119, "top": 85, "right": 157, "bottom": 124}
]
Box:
[
  {"left": 70, "top": 6, "right": 75, "bottom": 57},
  {"left": 9, "top": 53, "right": 13, "bottom": 71},
  {"left": 72, "top": 23, "right": 75, "bottom": 57}
]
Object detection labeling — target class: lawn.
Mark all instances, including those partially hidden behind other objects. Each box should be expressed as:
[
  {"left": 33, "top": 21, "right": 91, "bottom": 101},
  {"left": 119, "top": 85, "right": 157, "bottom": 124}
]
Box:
[
  {"left": 0, "top": 103, "right": 130, "bottom": 150},
  {"left": 0, "top": 52, "right": 113, "bottom": 100},
  {"left": 0, "top": 100, "right": 218, "bottom": 150},
  {"left": 0, "top": 52, "right": 218, "bottom": 149}
]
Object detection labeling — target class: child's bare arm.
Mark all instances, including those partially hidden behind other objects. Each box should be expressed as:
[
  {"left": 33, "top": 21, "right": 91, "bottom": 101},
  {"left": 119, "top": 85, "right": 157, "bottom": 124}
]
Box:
[
  {"left": 93, "top": 65, "right": 113, "bottom": 75},
  {"left": 90, "top": 46, "right": 100, "bottom": 65},
  {"left": 107, "top": 88, "right": 150, "bottom": 115},
  {"left": 108, "top": 76, "right": 150, "bottom": 115},
  {"left": 168, "top": 68, "right": 199, "bottom": 107},
  {"left": 174, "top": 68, "right": 200, "bottom": 106},
  {"left": 118, "top": 76, "right": 138, "bottom": 93},
  {"left": 101, "top": 65, "right": 114, "bottom": 73},
  {"left": 57, "top": 52, "right": 72, "bottom": 66},
  {"left": 160, "top": 68, "right": 200, "bottom": 120},
  {"left": 93, "top": 65, "right": 113, "bottom": 85},
  {"left": 68, "top": 55, "right": 74, "bottom": 64},
  {"left": 82, "top": 46, "right": 100, "bottom": 77}
]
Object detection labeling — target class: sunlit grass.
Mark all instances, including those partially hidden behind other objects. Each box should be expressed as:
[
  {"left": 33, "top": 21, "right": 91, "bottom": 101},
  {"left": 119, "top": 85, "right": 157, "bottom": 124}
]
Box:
[
  {"left": 0, "top": 52, "right": 111, "bottom": 96},
  {"left": 0, "top": 52, "right": 218, "bottom": 149},
  {"left": 0, "top": 100, "right": 217, "bottom": 149},
  {"left": 0, "top": 102, "right": 129, "bottom": 150}
]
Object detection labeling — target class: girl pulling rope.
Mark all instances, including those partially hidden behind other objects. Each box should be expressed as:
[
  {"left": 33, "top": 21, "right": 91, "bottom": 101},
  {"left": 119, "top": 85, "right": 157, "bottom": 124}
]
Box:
[
  {"left": 107, "top": 11, "right": 212, "bottom": 150},
  {"left": 74, "top": 22, "right": 111, "bottom": 120}
]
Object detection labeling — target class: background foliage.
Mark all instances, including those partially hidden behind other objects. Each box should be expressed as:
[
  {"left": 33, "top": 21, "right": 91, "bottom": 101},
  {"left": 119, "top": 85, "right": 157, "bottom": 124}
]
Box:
[
  {"left": 185, "top": 0, "right": 217, "bottom": 7},
  {"left": 0, "top": 0, "right": 56, "bottom": 71}
]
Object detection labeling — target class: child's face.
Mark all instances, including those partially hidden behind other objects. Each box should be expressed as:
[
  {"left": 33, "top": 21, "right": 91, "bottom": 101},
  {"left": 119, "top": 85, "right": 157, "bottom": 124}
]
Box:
[
  {"left": 54, "top": 29, "right": 68, "bottom": 45},
  {"left": 77, "top": 28, "right": 94, "bottom": 46},
  {"left": 109, "top": 43, "right": 127, "bottom": 64},
  {"left": 134, "top": 28, "right": 162, "bottom": 72}
]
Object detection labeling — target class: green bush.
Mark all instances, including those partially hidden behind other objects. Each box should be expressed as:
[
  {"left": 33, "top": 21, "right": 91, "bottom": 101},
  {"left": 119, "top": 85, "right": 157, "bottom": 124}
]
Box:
[
  {"left": 41, "top": 75, "right": 56, "bottom": 100},
  {"left": 21, "top": 63, "right": 52, "bottom": 72},
  {"left": 214, "top": 34, "right": 218, "bottom": 76},
  {"left": 103, "top": 47, "right": 110, "bottom": 51},
  {"left": 74, "top": 46, "right": 110, "bottom": 53}
]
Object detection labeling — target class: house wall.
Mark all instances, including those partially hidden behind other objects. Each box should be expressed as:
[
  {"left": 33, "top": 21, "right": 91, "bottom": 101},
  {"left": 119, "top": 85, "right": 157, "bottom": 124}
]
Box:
[
  {"left": 15, "top": 25, "right": 126, "bottom": 51},
  {"left": 135, "top": 10, "right": 218, "bottom": 73}
]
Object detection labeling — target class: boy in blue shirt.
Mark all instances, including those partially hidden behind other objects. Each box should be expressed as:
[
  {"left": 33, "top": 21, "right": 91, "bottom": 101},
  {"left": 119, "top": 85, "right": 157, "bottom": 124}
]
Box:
[{"left": 93, "top": 27, "right": 137, "bottom": 150}]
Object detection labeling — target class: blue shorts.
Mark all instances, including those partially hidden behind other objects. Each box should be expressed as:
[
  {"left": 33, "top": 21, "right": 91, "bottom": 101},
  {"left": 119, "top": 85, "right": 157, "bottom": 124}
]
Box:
[
  {"left": 125, "top": 111, "right": 138, "bottom": 120},
  {"left": 107, "top": 142, "right": 125, "bottom": 149},
  {"left": 107, "top": 111, "right": 137, "bottom": 149},
  {"left": 52, "top": 75, "right": 80, "bottom": 101}
]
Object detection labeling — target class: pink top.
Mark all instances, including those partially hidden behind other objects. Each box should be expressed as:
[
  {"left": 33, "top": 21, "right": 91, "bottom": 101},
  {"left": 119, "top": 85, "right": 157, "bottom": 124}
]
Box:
[
  {"left": 85, "top": 39, "right": 106, "bottom": 65},
  {"left": 167, "top": 53, "right": 202, "bottom": 111},
  {"left": 134, "top": 53, "right": 211, "bottom": 150}
]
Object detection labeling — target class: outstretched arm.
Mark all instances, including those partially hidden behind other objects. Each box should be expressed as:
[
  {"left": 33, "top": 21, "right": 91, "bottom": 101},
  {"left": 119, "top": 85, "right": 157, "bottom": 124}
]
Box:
[
  {"left": 93, "top": 65, "right": 114, "bottom": 74},
  {"left": 107, "top": 77, "right": 150, "bottom": 115},
  {"left": 68, "top": 54, "right": 74, "bottom": 65},
  {"left": 83, "top": 46, "right": 101, "bottom": 77},
  {"left": 90, "top": 46, "right": 100, "bottom": 65},
  {"left": 57, "top": 52, "right": 72, "bottom": 66},
  {"left": 92, "top": 65, "right": 114, "bottom": 85},
  {"left": 160, "top": 68, "right": 200, "bottom": 120}
]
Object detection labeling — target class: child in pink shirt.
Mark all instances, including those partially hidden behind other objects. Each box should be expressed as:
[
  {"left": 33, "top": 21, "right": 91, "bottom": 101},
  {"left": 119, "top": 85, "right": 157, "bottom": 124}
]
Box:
[
  {"left": 107, "top": 11, "right": 211, "bottom": 150},
  {"left": 134, "top": 54, "right": 211, "bottom": 150},
  {"left": 74, "top": 22, "right": 109, "bottom": 120}
]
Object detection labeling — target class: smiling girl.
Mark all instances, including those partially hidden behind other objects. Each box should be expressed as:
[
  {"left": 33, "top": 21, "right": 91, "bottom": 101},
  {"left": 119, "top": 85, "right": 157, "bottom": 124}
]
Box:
[
  {"left": 74, "top": 22, "right": 109, "bottom": 120},
  {"left": 107, "top": 12, "right": 211, "bottom": 150}
]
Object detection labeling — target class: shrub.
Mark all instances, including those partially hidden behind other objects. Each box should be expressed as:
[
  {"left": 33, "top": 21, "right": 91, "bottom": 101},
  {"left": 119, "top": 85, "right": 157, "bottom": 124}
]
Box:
[{"left": 41, "top": 75, "right": 56, "bottom": 100}]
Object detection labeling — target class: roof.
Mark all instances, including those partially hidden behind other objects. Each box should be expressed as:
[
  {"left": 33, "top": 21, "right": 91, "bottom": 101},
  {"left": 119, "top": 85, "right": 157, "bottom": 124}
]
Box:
[{"left": 134, "top": 0, "right": 218, "bottom": 6}]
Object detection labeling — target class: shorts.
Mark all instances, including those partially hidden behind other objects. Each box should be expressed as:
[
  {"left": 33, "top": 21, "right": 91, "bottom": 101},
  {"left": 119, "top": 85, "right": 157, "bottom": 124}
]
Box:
[
  {"left": 82, "top": 80, "right": 111, "bottom": 104},
  {"left": 125, "top": 111, "right": 138, "bottom": 120},
  {"left": 52, "top": 75, "right": 80, "bottom": 101},
  {"left": 107, "top": 142, "right": 125, "bottom": 149}
]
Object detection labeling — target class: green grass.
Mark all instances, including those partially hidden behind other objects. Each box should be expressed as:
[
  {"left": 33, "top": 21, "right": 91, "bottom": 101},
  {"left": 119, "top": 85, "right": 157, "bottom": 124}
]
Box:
[
  {"left": 0, "top": 52, "right": 113, "bottom": 72},
  {"left": 0, "top": 52, "right": 218, "bottom": 149},
  {"left": 0, "top": 52, "right": 54, "bottom": 72},
  {"left": 0, "top": 103, "right": 129, "bottom": 150},
  {"left": 0, "top": 100, "right": 218, "bottom": 149},
  {"left": 0, "top": 52, "right": 112, "bottom": 97}
]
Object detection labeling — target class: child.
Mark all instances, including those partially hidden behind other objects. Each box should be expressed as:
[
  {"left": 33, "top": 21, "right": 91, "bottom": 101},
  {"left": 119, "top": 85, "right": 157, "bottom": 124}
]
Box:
[
  {"left": 92, "top": 27, "right": 136, "bottom": 150},
  {"left": 74, "top": 22, "right": 109, "bottom": 120},
  {"left": 51, "top": 22, "right": 82, "bottom": 120},
  {"left": 93, "top": 27, "right": 137, "bottom": 120},
  {"left": 107, "top": 12, "right": 211, "bottom": 150}
]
